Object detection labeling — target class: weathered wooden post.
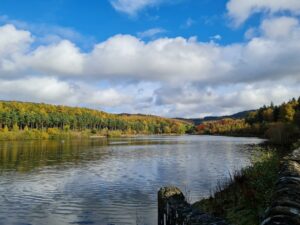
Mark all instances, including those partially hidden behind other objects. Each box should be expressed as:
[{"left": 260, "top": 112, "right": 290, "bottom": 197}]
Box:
[
  {"left": 158, "top": 186, "right": 185, "bottom": 225},
  {"left": 158, "top": 186, "right": 230, "bottom": 225}
]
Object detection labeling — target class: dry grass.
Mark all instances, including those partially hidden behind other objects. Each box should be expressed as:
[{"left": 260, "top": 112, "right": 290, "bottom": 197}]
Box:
[{"left": 193, "top": 148, "right": 280, "bottom": 225}]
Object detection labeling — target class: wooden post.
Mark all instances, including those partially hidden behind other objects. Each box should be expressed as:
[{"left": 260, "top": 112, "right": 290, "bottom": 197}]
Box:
[{"left": 158, "top": 186, "right": 185, "bottom": 225}]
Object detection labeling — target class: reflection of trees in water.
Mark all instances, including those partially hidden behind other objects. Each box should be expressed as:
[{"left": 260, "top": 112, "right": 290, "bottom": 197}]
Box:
[
  {"left": 0, "top": 139, "right": 110, "bottom": 172},
  {"left": 0, "top": 136, "right": 264, "bottom": 225},
  {"left": 68, "top": 184, "right": 155, "bottom": 225},
  {"left": 0, "top": 137, "right": 179, "bottom": 172}
]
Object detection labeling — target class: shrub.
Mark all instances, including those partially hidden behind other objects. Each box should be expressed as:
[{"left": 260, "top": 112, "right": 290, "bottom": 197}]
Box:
[{"left": 107, "top": 130, "right": 122, "bottom": 137}]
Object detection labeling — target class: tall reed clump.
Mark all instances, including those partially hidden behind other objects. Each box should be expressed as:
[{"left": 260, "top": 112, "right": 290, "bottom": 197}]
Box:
[{"left": 193, "top": 148, "right": 280, "bottom": 225}]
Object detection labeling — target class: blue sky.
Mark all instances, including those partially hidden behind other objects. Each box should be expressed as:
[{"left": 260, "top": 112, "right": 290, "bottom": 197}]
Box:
[
  {"left": 0, "top": 0, "right": 250, "bottom": 45},
  {"left": 0, "top": 0, "right": 300, "bottom": 117}
]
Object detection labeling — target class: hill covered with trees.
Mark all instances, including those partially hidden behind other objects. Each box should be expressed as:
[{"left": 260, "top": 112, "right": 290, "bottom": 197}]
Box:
[
  {"left": 0, "top": 101, "right": 192, "bottom": 140},
  {"left": 196, "top": 97, "right": 300, "bottom": 145},
  {"left": 176, "top": 110, "right": 254, "bottom": 126}
]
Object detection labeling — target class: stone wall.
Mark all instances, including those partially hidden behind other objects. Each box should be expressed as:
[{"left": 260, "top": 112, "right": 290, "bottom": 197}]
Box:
[
  {"left": 157, "top": 186, "right": 229, "bottom": 225},
  {"left": 158, "top": 149, "right": 300, "bottom": 225},
  {"left": 260, "top": 148, "right": 300, "bottom": 225}
]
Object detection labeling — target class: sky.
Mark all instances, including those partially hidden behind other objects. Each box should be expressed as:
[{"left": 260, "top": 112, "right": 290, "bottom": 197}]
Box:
[{"left": 0, "top": 0, "right": 300, "bottom": 118}]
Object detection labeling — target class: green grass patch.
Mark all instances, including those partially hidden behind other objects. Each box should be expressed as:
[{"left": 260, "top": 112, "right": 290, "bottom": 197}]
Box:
[{"left": 193, "top": 148, "right": 280, "bottom": 225}]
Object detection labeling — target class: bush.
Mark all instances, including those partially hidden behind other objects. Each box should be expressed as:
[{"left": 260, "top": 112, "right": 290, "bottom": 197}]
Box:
[
  {"left": 47, "top": 128, "right": 61, "bottom": 136},
  {"left": 107, "top": 130, "right": 122, "bottom": 137}
]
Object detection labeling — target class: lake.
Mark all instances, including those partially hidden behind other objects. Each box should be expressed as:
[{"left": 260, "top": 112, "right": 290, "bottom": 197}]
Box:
[{"left": 0, "top": 135, "right": 264, "bottom": 225}]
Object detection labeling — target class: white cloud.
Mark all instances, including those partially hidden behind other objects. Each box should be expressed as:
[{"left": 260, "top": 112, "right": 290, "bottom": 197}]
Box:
[
  {"left": 23, "top": 40, "right": 85, "bottom": 75},
  {"left": 84, "top": 24, "right": 300, "bottom": 86},
  {"left": 137, "top": 28, "right": 166, "bottom": 39},
  {"left": 0, "top": 77, "right": 78, "bottom": 105},
  {"left": 0, "top": 77, "right": 131, "bottom": 108},
  {"left": 0, "top": 15, "right": 95, "bottom": 47},
  {"left": 1, "top": 16, "right": 300, "bottom": 117},
  {"left": 0, "top": 24, "right": 33, "bottom": 74},
  {"left": 110, "top": 0, "right": 162, "bottom": 15},
  {"left": 210, "top": 34, "right": 222, "bottom": 41},
  {"left": 260, "top": 16, "right": 299, "bottom": 39},
  {"left": 85, "top": 35, "right": 226, "bottom": 83},
  {"left": 0, "top": 24, "right": 32, "bottom": 56},
  {"left": 244, "top": 27, "right": 258, "bottom": 40},
  {"left": 227, "top": 0, "right": 300, "bottom": 26},
  {"left": 86, "top": 88, "right": 132, "bottom": 107},
  {"left": 153, "top": 81, "right": 300, "bottom": 118}
]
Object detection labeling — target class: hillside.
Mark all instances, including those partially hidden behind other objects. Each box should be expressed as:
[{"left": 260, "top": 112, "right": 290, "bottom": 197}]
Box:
[
  {"left": 194, "top": 97, "right": 300, "bottom": 145},
  {"left": 176, "top": 110, "right": 255, "bottom": 125},
  {"left": 0, "top": 100, "right": 192, "bottom": 140}
]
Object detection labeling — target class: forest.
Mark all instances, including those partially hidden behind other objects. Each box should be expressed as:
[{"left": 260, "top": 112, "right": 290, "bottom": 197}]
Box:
[
  {"left": 2, "top": 97, "right": 300, "bottom": 143},
  {"left": 0, "top": 101, "right": 192, "bottom": 140},
  {"left": 196, "top": 97, "right": 300, "bottom": 145}
]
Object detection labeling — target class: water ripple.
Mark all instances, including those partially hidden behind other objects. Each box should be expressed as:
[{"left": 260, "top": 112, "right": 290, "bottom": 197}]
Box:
[{"left": 0, "top": 136, "right": 263, "bottom": 225}]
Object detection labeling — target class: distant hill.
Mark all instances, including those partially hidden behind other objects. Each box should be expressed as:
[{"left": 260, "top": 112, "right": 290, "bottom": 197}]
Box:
[
  {"left": 118, "top": 113, "right": 193, "bottom": 124},
  {"left": 175, "top": 110, "right": 255, "bottom": 125}
]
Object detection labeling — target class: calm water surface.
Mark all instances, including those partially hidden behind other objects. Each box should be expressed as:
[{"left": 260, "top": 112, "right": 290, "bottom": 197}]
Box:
[{"left": 0, "top": 135, "right": 264, "bottom": 225}]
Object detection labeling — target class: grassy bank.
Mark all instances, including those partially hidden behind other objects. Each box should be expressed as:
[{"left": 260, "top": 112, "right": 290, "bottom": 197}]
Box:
[
  {"left": 0, "top": 126, "right": 187, "bottom": 141},
  {"left": 0, "top": 127, "right": 89, "bottom": 140},
  {"left": 193, "top": 147, "right": 281, "bottom": 225}
]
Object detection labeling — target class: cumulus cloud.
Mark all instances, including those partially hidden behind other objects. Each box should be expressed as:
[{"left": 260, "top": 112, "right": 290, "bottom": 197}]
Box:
[
  {"left": 86, "top": 88, "right": 132, "bottom": 107},
  {"left": 0, "top": 14, "right": 94, "bottom": 46},
  {"left": 0, "top": 24, "right": 32, "bottom": 56},
  {"left": 85, "top": 35, "right": 228, "bottom": 83},
  {"left": 1, "top": 14, "right": 300, "bottom": 117},
  {"left": 5, "top": 18, "right": 300, "bottom": 85},
  {"left": 0, "top": 77, "right": 132, "bottom": 109},
  {"left": 227, "top": 0, "right": 300, "bottom": 26},
  {"left": 85, "top": 24, "right": 300, "bottom": 85},
  {"left": 0, "top": 77, "right": 78, "bottom": 105},
  {"left": 0, "top": 24, "right": 32, "bottom": 73},
  {"left": 153, "top": 81, "right": 300, "bottom": 118},
  {"left": 260, "top": 16, "right": 299, "bottom": 39},
  {"left": 23, "top": 40, "right": 85, "bottom": 75},
  {"left": 110, "top": 0, "right": 162, "bottom": 15}
]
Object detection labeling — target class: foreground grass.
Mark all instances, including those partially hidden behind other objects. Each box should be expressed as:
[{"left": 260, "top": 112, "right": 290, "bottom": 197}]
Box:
[{"left": 193, "top": 148, "right": 280, "bottom": 225}]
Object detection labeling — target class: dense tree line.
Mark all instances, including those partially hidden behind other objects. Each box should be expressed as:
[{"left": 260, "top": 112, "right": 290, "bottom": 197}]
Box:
[
  {"left": 245, "top": 97, "right": 300, "bottom": 125},
  {"left": 196, "top": 119, "right": 250, "bottom": 136},
  {"left": 244, "top": 97, "right": 300, "bottom": 144},
  {"left": 0, "top": 101, "right": 191, "bottom": 137},
  {"left": 196, "top": 97, "right": 300, "bottom": 144}
]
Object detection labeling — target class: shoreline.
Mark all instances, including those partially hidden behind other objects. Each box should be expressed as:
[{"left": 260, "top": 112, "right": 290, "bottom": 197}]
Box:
[
  {"left": 0, "top": 129, "right": 266, "bottom": 142},
  {"left": 0, "top": 129, "right": 190, "bottom": 141},
  {"left": 0, "top": 129, "right": 290, "bottom": 225},
  {"left": 192, "top": 143, "right": 284, "bottom": 225}
]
